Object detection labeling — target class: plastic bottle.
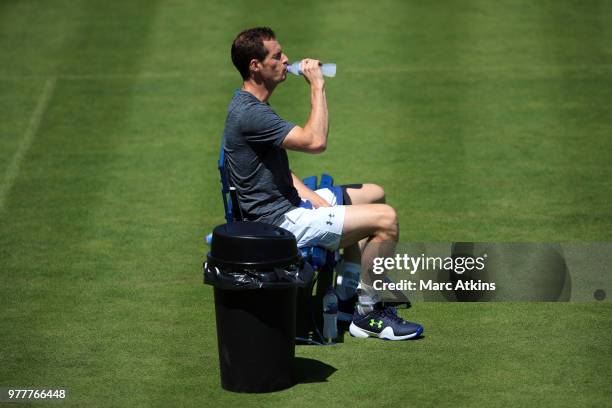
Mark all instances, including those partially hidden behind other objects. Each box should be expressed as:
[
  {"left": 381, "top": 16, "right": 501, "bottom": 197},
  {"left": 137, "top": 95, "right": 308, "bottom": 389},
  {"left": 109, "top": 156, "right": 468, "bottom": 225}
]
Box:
[
  {"left": 287, "top": 61, "right": 336, "bottom": 77},
  {"left": 335, "top": 261, "right": 360, "bottom": 301},
  {"left": 322, "top": 287, "right": 338, "bottom": 342}
]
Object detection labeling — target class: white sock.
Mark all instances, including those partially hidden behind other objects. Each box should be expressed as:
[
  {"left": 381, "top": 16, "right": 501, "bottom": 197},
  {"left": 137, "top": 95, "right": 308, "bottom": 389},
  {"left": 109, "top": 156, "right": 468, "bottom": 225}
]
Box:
[
  {"left": 356, "top": 282, "right": 380, "bottom": 316},
  {"left": 357, "top": 303, "right": 374, "bottom": 315}
]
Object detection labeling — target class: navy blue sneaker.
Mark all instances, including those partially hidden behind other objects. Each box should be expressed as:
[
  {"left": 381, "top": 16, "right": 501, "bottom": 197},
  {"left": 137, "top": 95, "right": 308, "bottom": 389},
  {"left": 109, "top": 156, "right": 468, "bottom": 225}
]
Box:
[{"left": 349, "top": 306, "right": 423, "bottom": 340}]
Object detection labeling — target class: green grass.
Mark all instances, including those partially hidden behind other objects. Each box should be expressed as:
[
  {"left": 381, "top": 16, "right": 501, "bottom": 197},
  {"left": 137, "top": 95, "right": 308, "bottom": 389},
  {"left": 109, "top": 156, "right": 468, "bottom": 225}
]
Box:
[{"left": 1, "top": 0, "right": 611, "bottom": 406}]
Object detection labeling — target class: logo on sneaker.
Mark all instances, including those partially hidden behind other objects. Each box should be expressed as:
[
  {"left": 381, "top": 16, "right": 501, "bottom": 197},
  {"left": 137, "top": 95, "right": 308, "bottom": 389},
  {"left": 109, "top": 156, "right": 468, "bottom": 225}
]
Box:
[
  {"left": 350, "top": 307, "right": 424, "bottom": 340},
  {"left": 369, "top": 319, "right": 383, "bottom": 329}
]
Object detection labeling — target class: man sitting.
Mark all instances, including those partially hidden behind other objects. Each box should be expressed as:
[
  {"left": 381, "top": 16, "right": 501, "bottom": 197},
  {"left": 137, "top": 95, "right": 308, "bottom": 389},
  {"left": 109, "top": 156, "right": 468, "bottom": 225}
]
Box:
[{"left": 222, "top": 27, "right": 423, "bottom": 340}]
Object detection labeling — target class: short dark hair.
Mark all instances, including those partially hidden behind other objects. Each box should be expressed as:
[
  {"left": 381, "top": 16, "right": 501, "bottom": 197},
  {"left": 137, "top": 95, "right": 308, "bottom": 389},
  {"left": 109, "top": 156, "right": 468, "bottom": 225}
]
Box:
[{"left": 231, "top": 27, "right": 276, "bottom": 80}]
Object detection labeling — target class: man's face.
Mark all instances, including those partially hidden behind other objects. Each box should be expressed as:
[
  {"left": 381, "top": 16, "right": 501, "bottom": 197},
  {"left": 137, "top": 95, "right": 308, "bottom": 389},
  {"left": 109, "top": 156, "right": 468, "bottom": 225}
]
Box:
[{"left": 254, "top": 39, "right": 288, "bottom": 83}]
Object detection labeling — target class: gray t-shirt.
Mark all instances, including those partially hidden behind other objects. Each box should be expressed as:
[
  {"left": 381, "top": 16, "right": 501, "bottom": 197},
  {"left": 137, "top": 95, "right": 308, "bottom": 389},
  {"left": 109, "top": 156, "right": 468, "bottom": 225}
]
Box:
[{"left": 223, "top": 90, "right": 301, "bottom": 225}]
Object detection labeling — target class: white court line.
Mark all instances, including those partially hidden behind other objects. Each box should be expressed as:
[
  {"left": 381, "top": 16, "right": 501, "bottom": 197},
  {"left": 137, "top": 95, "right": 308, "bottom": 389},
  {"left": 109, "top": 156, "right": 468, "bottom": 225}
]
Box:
[{"left": 0, "top": 78, "right": 56, "bottom": 213}]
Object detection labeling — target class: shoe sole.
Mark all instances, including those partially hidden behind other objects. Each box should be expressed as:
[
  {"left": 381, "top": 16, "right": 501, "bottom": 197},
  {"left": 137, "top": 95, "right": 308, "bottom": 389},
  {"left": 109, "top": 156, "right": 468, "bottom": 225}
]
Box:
[{"left": 349, "top": 322, "right": 423, "bottom": 340}]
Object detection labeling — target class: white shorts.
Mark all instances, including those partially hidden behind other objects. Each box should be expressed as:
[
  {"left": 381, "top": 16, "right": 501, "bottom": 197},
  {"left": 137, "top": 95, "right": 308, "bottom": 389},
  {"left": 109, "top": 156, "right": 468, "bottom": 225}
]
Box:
[{"left": 277, "top": 188, "right": 346, "bottom": 251}]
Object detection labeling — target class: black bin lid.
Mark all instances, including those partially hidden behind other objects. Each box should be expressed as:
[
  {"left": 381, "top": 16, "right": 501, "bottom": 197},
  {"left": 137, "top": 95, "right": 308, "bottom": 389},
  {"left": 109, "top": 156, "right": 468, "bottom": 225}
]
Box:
[{"left": 208, "top": 222, "right": 299, "bottom": 269}]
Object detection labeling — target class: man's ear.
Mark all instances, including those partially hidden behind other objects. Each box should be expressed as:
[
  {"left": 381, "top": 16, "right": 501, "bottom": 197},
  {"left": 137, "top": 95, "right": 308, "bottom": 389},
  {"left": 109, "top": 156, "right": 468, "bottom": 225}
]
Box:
[{"left": 249, "top": 59, "right": 260, "bottom": 75}]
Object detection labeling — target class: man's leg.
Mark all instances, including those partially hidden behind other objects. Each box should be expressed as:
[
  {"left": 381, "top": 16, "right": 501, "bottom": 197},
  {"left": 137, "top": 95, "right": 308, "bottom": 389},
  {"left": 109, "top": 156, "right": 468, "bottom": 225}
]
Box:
[
  {"left": 339, "top": 203, "right": 398, "bottom": 304},
  {"left": 342, "top": 183, "right": 386, "bottom": 206},
  {"left": 335, "top": 184, "right": 386, "bottom": 301},
  {"left": 341, "top": 183, "right": 385, "bottom": 263},
  {"left": 286, "top": 186, "right": 422, "bottom": 339},
  {"left": 338, "top": 198, "right": 424, "bottom": 340}
]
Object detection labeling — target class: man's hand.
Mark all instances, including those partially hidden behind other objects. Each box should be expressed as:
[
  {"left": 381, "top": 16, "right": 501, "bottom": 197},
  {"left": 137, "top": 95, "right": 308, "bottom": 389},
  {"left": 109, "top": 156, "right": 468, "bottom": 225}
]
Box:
[
  {"left": 291, "top": 171, "right": 331, "bottom": 208},
  {"left": 282, "top": 59, "right": 328, "bottom": 153},
  {"left": 308, "top": 193, "right": 331, "bottom": 209},
  {"left": 300, "top": 58, "right": 325, "bottom": 89}
]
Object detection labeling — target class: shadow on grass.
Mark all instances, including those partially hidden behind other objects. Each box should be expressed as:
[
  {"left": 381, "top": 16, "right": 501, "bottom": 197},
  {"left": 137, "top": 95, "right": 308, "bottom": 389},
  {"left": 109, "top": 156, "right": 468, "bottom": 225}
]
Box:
[{"left": 295, "top": 357, "right": 337, "bottom": 384}]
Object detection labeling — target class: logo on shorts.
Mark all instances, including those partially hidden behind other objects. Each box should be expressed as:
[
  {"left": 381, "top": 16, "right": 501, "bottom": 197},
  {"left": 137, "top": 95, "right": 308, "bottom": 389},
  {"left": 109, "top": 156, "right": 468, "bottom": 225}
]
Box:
[{"left": 326, "top": 213, "right": 334, "bottom": 225}]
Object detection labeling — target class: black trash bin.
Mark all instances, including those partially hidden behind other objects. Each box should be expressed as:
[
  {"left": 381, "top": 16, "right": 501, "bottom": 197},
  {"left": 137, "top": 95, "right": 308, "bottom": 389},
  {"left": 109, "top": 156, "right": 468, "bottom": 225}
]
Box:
[{"left": 204, "top": 222, "right": 313, "bottom": 393}]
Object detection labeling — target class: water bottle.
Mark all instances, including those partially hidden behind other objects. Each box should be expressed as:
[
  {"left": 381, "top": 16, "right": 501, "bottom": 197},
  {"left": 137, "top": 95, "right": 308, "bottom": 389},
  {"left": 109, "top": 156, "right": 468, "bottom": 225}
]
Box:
[
  {"left": 287, "top": 61, "right": 336, "bottom": 77},
  {"left": 335, "top": 261, "right": 360, "bottom": 301},
  {"left": 322, "top": 287, "right": 338, "bottom": 342}
]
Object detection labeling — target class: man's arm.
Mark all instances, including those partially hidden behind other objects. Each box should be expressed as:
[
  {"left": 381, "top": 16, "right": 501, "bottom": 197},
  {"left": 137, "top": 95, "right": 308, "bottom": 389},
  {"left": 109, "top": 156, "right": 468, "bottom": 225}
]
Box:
[
  {"left": 282, "top": 59, "right": 328, "bottom": 153},
  {"left": 291, "top": 171, "right": 330, "bottom": 208}
]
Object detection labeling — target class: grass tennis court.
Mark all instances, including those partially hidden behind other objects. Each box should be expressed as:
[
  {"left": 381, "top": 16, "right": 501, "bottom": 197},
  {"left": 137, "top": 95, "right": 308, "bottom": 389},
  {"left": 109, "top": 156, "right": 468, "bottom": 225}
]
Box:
[{"left": 1, "top": 0, "right": 611, "bottom": 406}]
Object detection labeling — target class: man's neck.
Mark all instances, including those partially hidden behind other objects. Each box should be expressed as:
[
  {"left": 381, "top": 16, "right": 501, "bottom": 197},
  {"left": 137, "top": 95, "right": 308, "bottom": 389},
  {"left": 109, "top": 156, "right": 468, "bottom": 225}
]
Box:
[{"left": 241, "top": 78, "right": 276, "bottom": 103}]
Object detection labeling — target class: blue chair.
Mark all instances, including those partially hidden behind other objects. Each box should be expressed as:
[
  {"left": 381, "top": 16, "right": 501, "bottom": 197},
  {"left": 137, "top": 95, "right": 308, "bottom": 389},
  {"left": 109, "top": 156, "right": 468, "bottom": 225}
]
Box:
[{"left": 212, "top": 140, "right": 343, "bottom": 344}]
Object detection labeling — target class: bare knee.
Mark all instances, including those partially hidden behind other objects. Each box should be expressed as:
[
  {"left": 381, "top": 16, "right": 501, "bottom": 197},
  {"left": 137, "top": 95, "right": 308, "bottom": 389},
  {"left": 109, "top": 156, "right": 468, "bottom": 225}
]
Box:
[
  {"left": 366, "top": 183, "right": 386, "bottom": 204},
  {"left": 375, "top": 204, "right": 398, "bottom": 241},
  {"left": 339, "top": 203, "right": 398, "bottom": 248}
]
